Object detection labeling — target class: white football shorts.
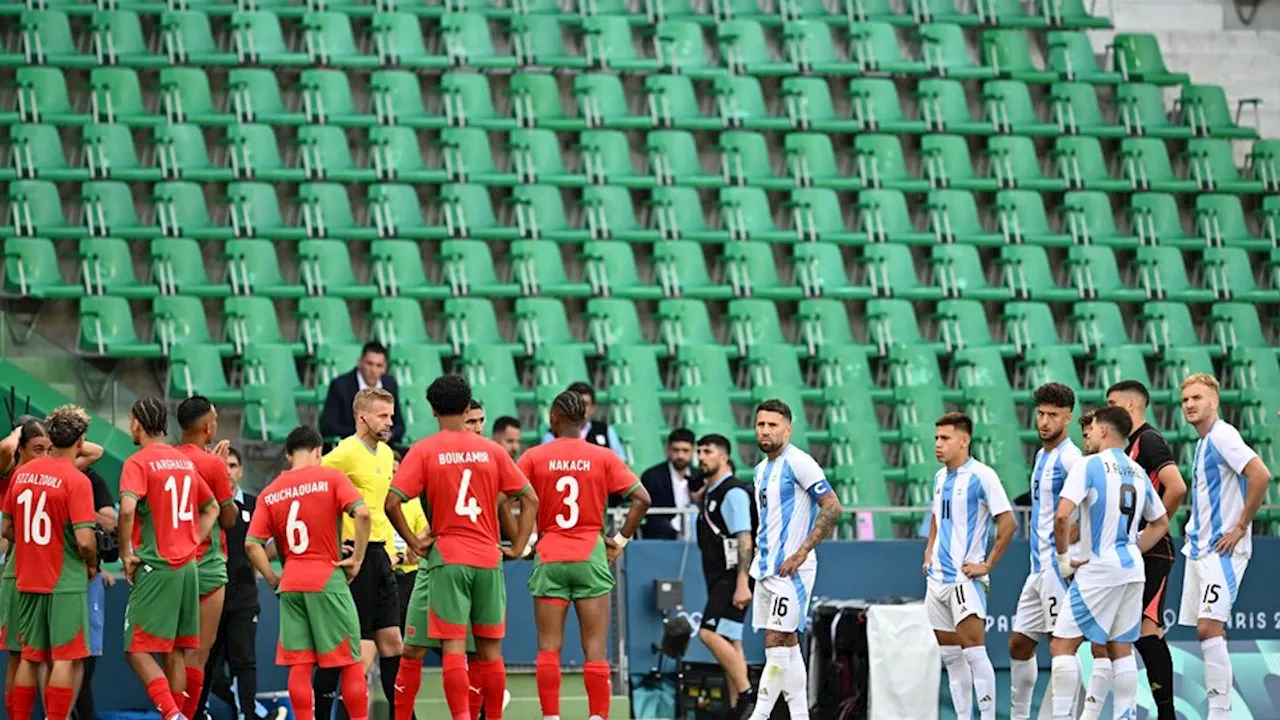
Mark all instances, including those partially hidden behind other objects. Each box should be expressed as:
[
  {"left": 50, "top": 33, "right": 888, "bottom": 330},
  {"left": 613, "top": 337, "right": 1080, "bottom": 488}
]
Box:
[
  {"left": 1179, "top": 553, "right": 1249, "bottom": 626},
  {"left": 1012, "top": 569, "right": 1069, "bottom": 639},
  {"left": 1054, "top": 580, "right": 1143, "bottom": 644},
  {"left": 925, "top": 576, "right": 988, "bottom": 632},
  {"left": 751, "top": 566, "right": 816, "bottom": 634}
]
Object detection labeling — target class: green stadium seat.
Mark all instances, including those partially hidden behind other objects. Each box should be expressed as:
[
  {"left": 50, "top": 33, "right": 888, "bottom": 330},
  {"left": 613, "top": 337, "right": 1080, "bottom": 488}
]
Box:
[
  {"left": 1195, "top": 195, "right": 1267, "bottom": 250},
  {"left": 1002, "top": 301, "right": 1068, "bottom": 354},
  {"left": 654, "top": 20, "right": 719, "bottom": 76},
  {"left": 1179, "top": 84, "right": 1259, "bottom": 140},
  {"left": 798, "top": 298, "right": 859, "bottom": 352},
  {"left": 440, "top": 239, "right": 519, "bottom": 297},
  {"left": 581, "top": 16, "right": 659, "bottom": 72},
  {"left": 3, "top": 237, "right": 82, "bottom": 298},
  {"left": 441, "top": 72, "right": 514, "bottom": 130},
  {"left": 858, "top": 189, "right": 932, "bottom": 245},
  {"left": 717, "top": 20, "right": 793, "bottom": 75},
  {"left": 368, "top": 71, "right": 443, "bottom": 127},
  {"left": 981, "top": 30, "right": 1057, "bottom": 83},
  {"left": 866, "top": 298, "right": 927, "bottom": 353},
  {"left": 10, "top": 124, "right": 86, "bottom": 182},
  {"left": 1139, "top": 301, "right": 1208, "bottom": 355},
  {"left": 645, "top": 130, "right": 720, "bottom": 188},
  {"left": 1248, "top": 139, "right": 1280, "bottom": 192},
  {"left": 707, "top": 0, "right": 770, "bottom": 23},
  {"left": 680, "top": 385, "right": 739, "bottom": 431},
  {"left": 299, "top": 69, "right": 374, "bottom": 127},
  {"left": 724, "top": 241, "right": 800, "bottom": 300},
  {"left": 15, "top": 68, "right": 90, "bottom": 125},
  {"left": 1132, "top": 246, "right": 1213, "bottom": 303},
  {"left": 787, "top": 188, "right": 859, "bottom": 244},
  {"left": 574, "top": 73, "right": 649, "bottom": 129},
  {"left": 916, "top": 78, "right": 990, "bottom": 134},
  {"left": 231, "top": 11, "right": 308, "bottom": 65},
  {"left": 645, "top": 74, "right": 721, "bottom": 130},
  {"left": 1071, "top": 300, "right": 1131, "bottom": 353},
  {"left": 1186, "top": 139, "right": 1265, "bottom": 194},
  {"left": 659, "top": 298, "right": 718, "bottom": 353},
  {"left": 1210, "top": 302, "right": 1268, "bottom": 352},
  {"left": 1228, "top": 348, "right": 1280, "bottom": 426},
  {"left": 920, "top": 134, "right": 996, "bottom": 191},
  {"left": 298, "top": 182, "right": 371, "bottom": 238},
  {"left": 371, "top": 297, "right": 440, "bottom": 349},
  {"left": 508, "top": 128, "right": 581, "bottom": 187},
  {"left": 440, "top": 127, "right": 512, "bottom": 185},
  {"left": 925, "top": 189, "right": 1001, "bottom": 245},
  {"left": 156, "top": 297, "right": 232, "bottom": 358},
  {"left": 439, "top": 183, "right": 516, "bottom": 240},
  {"left": 442, "top": 12, "right": 517, "bottom": 69},
  {"left": 297, "top": 296, "right": 360, "bottom": 353},
  {"left": 785, "top": 133, "right": 857, "bottom": 190},
  {"left": 580, "top": 186, "right": 655, "bottom": 242},
  {"left": 718, "top": 131, "right": 792, "bottom": 189},
  {"left": 850, "top": 21, "right": 926, "bottom": 74},
  {"left": 1116, "top": 138, "right": 1192, "bottom": 193},
  {"left": 229, "top": 68, "right": 306, "bottom": 125},
  {"left": 22, "top": 10, "right": 96, "bottom": 68},
  {"left": 845, "top": 0, "right": 908, "bottom": 24},
  {"left": 82, "top": 181, "right": 160, "bottom": 238},
  {"left": 719, "top": 187, "right": 794, "bottom": 243},
  {"left": 223, "top": 239, "right": 304, "bottom": 297},
  {"left": 78, "top": 237, "right": 156, "bottom": 298},
  {"left": 853, "top": 134, "right": 929, "bottom": 192},
  {"left": 1115, "top": 83, "right": 1190, "bottom": 139},
  {"left": 779, "top": 77, "right": 853, "bottom": 134},
  {"left": 1051, "top": 82, "right": 1124, "bottom": 137},
  {"left": 151, "top": 124, "right": 230, "bottom": 182},
  {"left": 366, "top": 127, "right": 444, "bottom": 183},
  {"left": 920, "top": 23, "right": 995, "bottom": 80},
  {"left": 908, "top": 0, "right": 979, "bottom": 25},
  {"left": 976, "top": 0, "right": 1042, "bottom": 27},
  {"left": 792, "top": 242, "right": 869, "bottom": 300},
  {"left": 1041, "top": 0, "right": 1109, "bottom": 27},
  {"left": 93, "top": 10, "right": 168, "bottom": 67},
  {"left": 712, "top": 75, "right": 791, "bottom": 130},
  {"left": 1111, "top": 33, "right": 1189, "bottom": 85},
  {"left": 931, "top": 244, "right": 1008, "bottom": 300},
  {"left": 445, "top": 298, "right": 510, "bottom": 353},
  {"left": 588, "top": 298, "right": 655, "bottom": 353},
  {"left": 79, "top": 296, "right": 162, "bottom": 358},
  {"left": 297, "top": 239, "right": 377, "bottom": 299},
  {"left": 149, "top": 238, "right": 228, "bottom": 298},
  {"left": 983, "top": 80, "right": 1055, "bottom": 135},
  {"left": 533, "top": 345, "right": 593, "bottom": 391},
  {"left": 849, "top": 78, "right": 926, "bottom": 134},
  {"left": 296, "top": 126, "right": 375, "bottom": 183},
  {"left": 154, "top": 181, "right": 232, "bottom": 240},
  {"left": 302, "top": 11, "right": 380, "bottom": 68},
  {"left": 604, "top": 345, "right": 668, "bottom": 399},
  {"left": 1202, "top": 247, "right": 1274, "bottom": 304},
  {"left": 8, "top": 180, "right": 83, "bottom": 239},
  {"left": 1128, "top": 192, "right": 1199, "bottom": 248},
  {"left": 652, "top": 241, "right": 731, "bottom": 299},
  {"left": 1052, "top": 136, "right": 1131, "bottom": 192},
  {"left": 161, "top": 11, "right": 238, "bottom": 66},
  {"left": 997, "top": 245, "right": 1076, "bottom": 301},
  {"left": 242, "top": 385, "right": 302, "bottom": 443},
  {"left": 510, "top": 17, "right": 587, "bottom": 70},
  {"left": 160, "top": 68, "right": 235, "bottom": 126},
  {"left": 650, "top": 187, "right": 725, "bottom": 242},
  {"left": 242, "top": 344, "right": 308, "bottom": 400},
  {"left": 1046, "top": 31, "right": 1119, "bottom": 84},
  {"left": 984, "top": 135, "right": 1066, "bottom": 191},
  {"left": 312, "top": 343, "right": 366, "bottom": 395},
  {"left": 579, "top": 130, "right": 653, "bottom": 188},
  {"left": 1091, "top": 344, "right": 1166, "bottom": 401},
  {"left": 509, "top": 73, "right": 582, "bottom": 131},
  {"left": 1266, "top": 197, "right": 1280, "bottom": 246},
  {"left": 936, "top": 299, "right": 1008, "bottom": 353},
  {"left": 675, "top": 347, "right": 739, "bottom": 400},
  {"left": 90, "top": 68, "right": 162, "bottom": 126},
  {"left": 368, "top": 12, "right": 444, "bottom": 68},
  {"left": 509, "top": 185, "right": 586, "bottom": 242},
  {"left": 994, "top": 189, "right": 1069, "bottom": 246},
  {"left": 387, "top": 343, "right": 445, "bottom": 393},
  {"left": 1061, "top": 190, "right": 1137, "bottom": 248},
  {"left": 512, "top": 240, "right": 591, "bottom": 297},
  {"left": 1066, "top": 245, "right": 1144, "bottom": 302},
  {"left": 1022, "top": 346, "right": 1091, "bottom": 399},
  {"left": 783, "top": 21, "right": 861, "bottom": 76},
  {"left": 583, "top": 240, "right": 656, "bottom": 299},
  {"left": 460, "top": 345, "right": 526, "bottom": 405},
  {"left": 167, "top": 344, "right": 239, "bottom": 405},
  {"left": 226, "top": 181, "right": 301, "bottom": 240}
]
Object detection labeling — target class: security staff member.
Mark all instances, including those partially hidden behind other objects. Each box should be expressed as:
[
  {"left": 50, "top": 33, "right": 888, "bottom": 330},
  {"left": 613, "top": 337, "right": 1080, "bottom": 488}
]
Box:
[{"left": 694, "top": 435, "right": 759, "bottom": 719}]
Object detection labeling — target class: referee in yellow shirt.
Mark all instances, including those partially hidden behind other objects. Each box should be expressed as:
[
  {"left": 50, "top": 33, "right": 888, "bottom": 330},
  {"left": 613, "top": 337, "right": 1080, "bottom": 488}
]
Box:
[{"left": 314, "top": 387, "right": 405, "bottom": 720}]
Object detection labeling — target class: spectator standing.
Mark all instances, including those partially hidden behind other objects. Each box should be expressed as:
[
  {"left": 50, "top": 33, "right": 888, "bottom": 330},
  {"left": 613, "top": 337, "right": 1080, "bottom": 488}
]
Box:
[
  {"left": 540, "top": 383, "right": 626, "bottom": 459},
  {"left": 491, "top": 417, "right": 522, "bottom": 460},
  {"left": 198, "top": 448, "right": 265, "bottom": 720},
  {"left": 639, "top": 429, "right": 697, "bottom": 540},
  {"left": 320, "top": 342, "right": 406, "bottom": 447}
]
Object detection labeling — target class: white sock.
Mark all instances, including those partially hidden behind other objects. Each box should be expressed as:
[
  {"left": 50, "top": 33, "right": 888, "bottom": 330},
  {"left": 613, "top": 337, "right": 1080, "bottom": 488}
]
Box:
[
  {"left": 963, "top": 646, "right": 996, "bottom": 720},
  {"left": 1202, "top": 636, "right": 1233, "bottom": 719},
  {"left": 1050, "top": 655, "right": 1080, "bottom": 720},
  {"left": 748, "top": 646, "right": 791, "bottom": 720},
  {"left": 940, "top": 645, "right": 973, "bottom": 720},
  {"left": 1111, "top": 655, "right": 1137, "bottom": 720},
  {"left": 783, "top": 644, "right": 809, "bottom": 720},
  {"left": 1081, "top": 657, "right": 1111, "bottom": 720},
  {"left": 1009, "top": 657, "right": 1037, "bottom": 720}
]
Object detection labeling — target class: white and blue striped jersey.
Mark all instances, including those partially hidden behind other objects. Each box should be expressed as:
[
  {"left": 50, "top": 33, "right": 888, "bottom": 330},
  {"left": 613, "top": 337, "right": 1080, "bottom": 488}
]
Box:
[
  {"left": 1185, "top": 420, "right": 1260, "bottom": 561},
  {"left": 750, "top": 444, "right": 832, "bottom": 580},
  {"left": 1061, "top": 448, "right": 1165, "bottom": 586},
  {"left": 1028, "top": 439, "right": 1084, "bottom": 574},
  {"left": 927, "top": 458, "right": 1012, "bottom": 584}
]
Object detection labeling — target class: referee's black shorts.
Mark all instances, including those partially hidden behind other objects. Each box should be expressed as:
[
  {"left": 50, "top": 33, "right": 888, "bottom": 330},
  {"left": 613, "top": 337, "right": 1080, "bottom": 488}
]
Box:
[
  {"left": 700, "top": 577, "right": 752, "bottom": 643},
  {"left": 349, "top": 542, "right": 401, "bottom": 639},
  {"left": 1141, "top": 549, "right": 1175, "bottom": 629}
]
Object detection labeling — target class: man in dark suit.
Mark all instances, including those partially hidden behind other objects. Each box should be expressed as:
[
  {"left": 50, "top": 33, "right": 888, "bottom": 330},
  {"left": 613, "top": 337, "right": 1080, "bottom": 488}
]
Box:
[
  {"left": 639, "top": 428, "right": 697, "bottom": 540},
  {"left": 319, "top": 342, "right": 406, "bottom": 447}
]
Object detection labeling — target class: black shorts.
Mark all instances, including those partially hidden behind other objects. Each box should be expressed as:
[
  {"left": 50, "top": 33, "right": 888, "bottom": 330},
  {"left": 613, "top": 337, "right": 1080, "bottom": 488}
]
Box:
[
  {"left": 395, "top": 569, "right": 416, "bottom": 632},
  {"left": 350, "top": 542, "right": 401, "bottom": 639},
  {"left": 700, "top": 578, "right": 752, "bottom": 642},
  {"left": 1141, "top": 551, "right": 1174, "bottom": 628}
]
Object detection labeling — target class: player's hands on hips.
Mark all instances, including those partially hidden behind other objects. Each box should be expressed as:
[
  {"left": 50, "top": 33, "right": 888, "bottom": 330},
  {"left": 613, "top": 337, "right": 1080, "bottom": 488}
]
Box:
[
  {"left": 1215, "top": 526, "right": 1246, "bottom": 555},
  {"left": 733, "top": 580, "right": 752, "bottom": 610},
  {"left": 605, "top": 538, "right": 626, "bottom": 564},
  {"left": 122, "top": 554, "right": 141, "bottom": 584},
  {"left": 334, "top": 555, "right": 362, "bottom": 583},
  {"left": 778, "top": 551, "right": 805, "bottom": 577}
]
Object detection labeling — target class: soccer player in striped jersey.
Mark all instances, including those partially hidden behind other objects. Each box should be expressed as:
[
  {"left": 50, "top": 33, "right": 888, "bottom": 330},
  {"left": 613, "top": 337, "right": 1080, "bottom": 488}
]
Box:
[
  {"left": 747, "top": 400, "right": 843, "bottom": 720},
  {"left": 1008, "top": 383, "right": 1083, "bottom": 720},
  {"left": 1049, "top": 406, "right": 1170, "bottom": 720},
  {"left": 1, "top": 406, "right": 98, "bottom": 720},
  {"left": 924, "top": 413, "right": 1014, "bottom": 720},
  {"left": 1177, "top": 373, "right": 1272, "bottom": 720}
]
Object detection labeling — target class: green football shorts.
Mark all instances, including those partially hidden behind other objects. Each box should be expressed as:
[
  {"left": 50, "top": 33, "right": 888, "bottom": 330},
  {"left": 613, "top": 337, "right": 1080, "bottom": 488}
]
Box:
[
  {"left": 277, "top": 587, "right": 362, "bottom": 668},
  {"left": 424, "top": 551, "right": 506, "bottom": 641},
  {"left": 15, "top": 591, "right": 90, "bottom": 662},
  {"left": 124, "top": 561, "right": 200, "bottom": 653},
  {"left": 527, "top": 543, "right": 615, "bottom": 602},
  {"left": 403, "top": 566, "right": 475, "bottom": 653}
]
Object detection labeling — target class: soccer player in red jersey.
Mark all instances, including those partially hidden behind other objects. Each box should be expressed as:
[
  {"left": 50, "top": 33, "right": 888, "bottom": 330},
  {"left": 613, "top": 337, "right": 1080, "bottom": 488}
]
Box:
[
  {"left": 1, "top": 406, "right": 99, "bottom": 720},
  {"left": 387, "top": 374, "right": 539, "bottom": 720},
  {"left": 245, "top": 425, "right": 372, "bottom": 720},
  {"left": 118, "top": 398, "right": 221, "bottom": 720},
  {"left": 174, "top": 396, "right": 239, "bottom": 720},
  {"left": 519, "top": 391, "right": 651, "bottom": 720}
]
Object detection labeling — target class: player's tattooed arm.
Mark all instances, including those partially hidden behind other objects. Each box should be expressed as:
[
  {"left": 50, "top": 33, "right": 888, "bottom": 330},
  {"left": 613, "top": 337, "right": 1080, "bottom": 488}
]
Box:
[{"left": 780, "top": 492, "right": 843, "bottom": 576}]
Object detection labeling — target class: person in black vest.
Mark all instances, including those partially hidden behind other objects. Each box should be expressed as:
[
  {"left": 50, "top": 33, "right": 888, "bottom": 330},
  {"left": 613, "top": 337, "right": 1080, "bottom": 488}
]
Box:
[
  {"left": 540, "top": 382, "right": 626, "bottom": 459},
  {"left": 196, "top": 447, "right": 266, "bottom": 720},
  {"left": 694, "top": 434, "right": 759, "bottom": 718},
  {"left": 638, "top": 429, "right": 697, "bottom": 540}
]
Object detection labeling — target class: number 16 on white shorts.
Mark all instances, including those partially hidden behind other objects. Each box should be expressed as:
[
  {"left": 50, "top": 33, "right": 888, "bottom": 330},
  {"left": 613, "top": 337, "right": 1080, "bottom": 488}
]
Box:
[{"left": 752, "top": 568, "right": 816, "bottom": 634}]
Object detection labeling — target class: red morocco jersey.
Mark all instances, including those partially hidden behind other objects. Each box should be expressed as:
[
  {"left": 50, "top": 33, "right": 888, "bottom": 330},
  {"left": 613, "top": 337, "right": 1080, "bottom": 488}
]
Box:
[
  {"left": 247, "top": 467, "right": 364, "bottom": 593},
  {"left": 518, "top": 438, "right": 641, "bottom": 563},
  {"left": 391, "top": 430, "right": 530, "bottom": 570},
  {"left": 2, "top": 457, "right": 96, "bottom": 594},
  {"left": 177, "top": 444, "right": 235, "bottom": 562},
  {"left": 120, "top": 444, "right": 216, "bottom": 569}
]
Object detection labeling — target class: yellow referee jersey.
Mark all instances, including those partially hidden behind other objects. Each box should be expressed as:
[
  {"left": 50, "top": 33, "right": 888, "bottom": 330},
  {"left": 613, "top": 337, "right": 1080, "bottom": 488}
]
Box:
[
  {"left": 324, "top": 435, "right": 396, "bottom": 544},
  {"left": 389, "top": 498, "right": 429, "bottom": 573}
]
